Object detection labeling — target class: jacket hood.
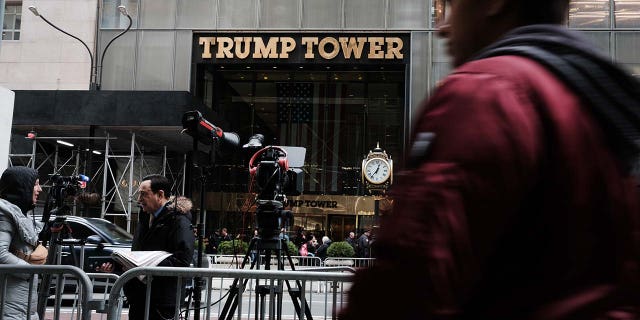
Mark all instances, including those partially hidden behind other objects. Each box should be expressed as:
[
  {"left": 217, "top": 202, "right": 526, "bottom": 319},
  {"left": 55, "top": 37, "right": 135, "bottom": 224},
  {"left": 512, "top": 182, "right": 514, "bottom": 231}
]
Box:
[
  {"left": 167, "top": 195, "right": 194, "bottom": 223},
  {"left": 0, "top": 166, "right": 38, "bottom": 214},
  {"left": 168, "top": 195, "right": 193, "bottom": 214}
]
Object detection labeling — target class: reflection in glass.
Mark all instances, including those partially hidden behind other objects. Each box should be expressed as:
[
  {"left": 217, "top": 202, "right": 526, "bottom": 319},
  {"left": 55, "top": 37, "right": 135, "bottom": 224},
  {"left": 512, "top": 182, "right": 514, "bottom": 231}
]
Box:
[
  {"left": 344, "top": 0, "right": 385, "bottom": 29},
  {"left": 388, "top": 0, "right": 429, "bottom": 29},
  {"left": 569, "top": 0, "right": 610, "bottom": 28},
  {"left": 615, "top": 0, "right": 640, "bottom": 28},
  {"left": 433, "top": 0, "right": 447, "bottom": 27}
]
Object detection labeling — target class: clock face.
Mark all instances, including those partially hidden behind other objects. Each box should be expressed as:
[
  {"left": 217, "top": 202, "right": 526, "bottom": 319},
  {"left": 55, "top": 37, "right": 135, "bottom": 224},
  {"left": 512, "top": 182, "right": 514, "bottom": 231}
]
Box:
[{"left": 364, "top": 158, "right": 391, "bottom": 184}]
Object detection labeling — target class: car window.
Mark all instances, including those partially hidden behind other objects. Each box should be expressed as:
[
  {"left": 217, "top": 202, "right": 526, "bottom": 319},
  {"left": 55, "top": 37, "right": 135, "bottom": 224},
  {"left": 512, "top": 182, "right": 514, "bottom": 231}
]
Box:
[
  {"left": 86, "top": 218, "right": 133, "bottom": 244},
  {"left": 67, "top": 221, "right": 97, "bottom": 240}
]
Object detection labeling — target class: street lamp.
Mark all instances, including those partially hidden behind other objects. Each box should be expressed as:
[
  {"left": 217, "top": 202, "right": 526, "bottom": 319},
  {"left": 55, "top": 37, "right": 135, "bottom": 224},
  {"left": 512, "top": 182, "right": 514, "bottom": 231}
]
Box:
[{"left": 28, "top": 5, "right": 133, "bottom": 90}]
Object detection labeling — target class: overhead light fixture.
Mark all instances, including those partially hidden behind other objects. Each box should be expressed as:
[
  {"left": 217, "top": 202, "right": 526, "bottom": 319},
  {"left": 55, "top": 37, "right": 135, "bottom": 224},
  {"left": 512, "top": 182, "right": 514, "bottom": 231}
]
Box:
[
  {"left": 56, "top": 140, "right": 74, "bottom": 147},
  {"left": 117, "top": 5, "right": 128, "bottom": 16},
  {"left": 92, "top": 150, "right": 102, "bottom": 155},
  {"left": 27, "top": 6, "right": 39, "bottom": 17}
]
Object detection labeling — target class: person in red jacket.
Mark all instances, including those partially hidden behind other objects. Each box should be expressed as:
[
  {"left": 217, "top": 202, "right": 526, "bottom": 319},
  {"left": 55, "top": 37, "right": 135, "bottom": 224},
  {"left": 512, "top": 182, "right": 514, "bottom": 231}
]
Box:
[{"left": 340, "top": 0, "right": 640, "bottom": 319}]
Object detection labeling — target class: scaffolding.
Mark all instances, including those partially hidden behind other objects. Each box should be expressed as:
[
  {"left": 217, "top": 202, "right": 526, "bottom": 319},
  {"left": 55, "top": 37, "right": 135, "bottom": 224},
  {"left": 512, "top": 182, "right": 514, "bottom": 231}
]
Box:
[{"left": 7, "top": 132, "right": 186, "bottom": 232}]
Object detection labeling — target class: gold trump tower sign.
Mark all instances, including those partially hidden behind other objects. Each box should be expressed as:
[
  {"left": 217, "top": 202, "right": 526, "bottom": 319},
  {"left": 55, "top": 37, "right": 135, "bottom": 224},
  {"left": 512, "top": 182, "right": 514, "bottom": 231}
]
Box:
[{"left": 194, "top": 34, "right": 409, "bottom": 64}]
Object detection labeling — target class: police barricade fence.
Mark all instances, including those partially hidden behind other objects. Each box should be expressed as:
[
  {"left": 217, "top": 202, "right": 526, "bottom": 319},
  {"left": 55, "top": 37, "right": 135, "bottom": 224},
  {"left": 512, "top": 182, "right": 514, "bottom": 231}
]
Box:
[
  {"left": 207, "top": 254, "right": 371, "bottom": 293},
  {"left": 106, "top": 266, "right": 355, "bottom": 320},
  {"left": 208, "top": 254, "right": 372, "bottom": 269},
  {"left": 206, "top": 254, "right": 326, "bottom": 293},
  {"left": 207, "top": 254, "right": 323, "bottom": 269},
  {"left": 0, "top": 264, "right": 96, "bottom": 320},
  {"left": 86, "top": 272, "right": 123, "bottom": 314},
  {"left": 323, "top": 257, "right": 375, "bottom": 268}
]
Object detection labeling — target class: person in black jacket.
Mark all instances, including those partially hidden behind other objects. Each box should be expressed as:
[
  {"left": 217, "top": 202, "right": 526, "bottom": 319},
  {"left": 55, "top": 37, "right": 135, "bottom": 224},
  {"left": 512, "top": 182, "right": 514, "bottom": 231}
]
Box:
[
  {"left": 316, "top": 236, "right": 331, "bottom": 261},
  {"left": 100, "top": 174, "right": 194, "bottom": 320}
]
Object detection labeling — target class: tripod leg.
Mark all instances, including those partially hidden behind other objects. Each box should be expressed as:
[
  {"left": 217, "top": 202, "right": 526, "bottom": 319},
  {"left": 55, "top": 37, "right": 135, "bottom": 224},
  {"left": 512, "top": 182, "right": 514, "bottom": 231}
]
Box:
[
  {"left": 276, "top": 249, "right": 284, "bottom": 320},
  {"left": 282, "top": 239, "right": 314, "bottom": 320},
  {"left": 37, "top": 229, "right": 62, "bottom": 320},
  {"left": 219, "top": 237, "right": 258, "bottom": 320}
]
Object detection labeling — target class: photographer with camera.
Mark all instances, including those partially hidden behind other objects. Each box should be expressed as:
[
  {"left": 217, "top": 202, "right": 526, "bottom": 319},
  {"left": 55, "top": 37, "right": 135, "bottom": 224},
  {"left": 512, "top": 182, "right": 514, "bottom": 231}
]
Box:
[{"left": 0, "top": 166, "right": 48, "bottom": 320}]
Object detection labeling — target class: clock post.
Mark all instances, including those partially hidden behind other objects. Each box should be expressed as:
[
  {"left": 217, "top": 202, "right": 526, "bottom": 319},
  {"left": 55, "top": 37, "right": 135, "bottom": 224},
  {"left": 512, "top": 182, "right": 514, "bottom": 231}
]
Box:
[{"left": 361, "top": 142, "right": 393, "bottom": 195}]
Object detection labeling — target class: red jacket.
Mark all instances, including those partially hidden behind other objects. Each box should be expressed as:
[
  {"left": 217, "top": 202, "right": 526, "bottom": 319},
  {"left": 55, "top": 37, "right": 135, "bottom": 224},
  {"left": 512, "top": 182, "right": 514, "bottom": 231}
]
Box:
[{"left": 341, "top": 56, "right": 640, "bottom": 319}]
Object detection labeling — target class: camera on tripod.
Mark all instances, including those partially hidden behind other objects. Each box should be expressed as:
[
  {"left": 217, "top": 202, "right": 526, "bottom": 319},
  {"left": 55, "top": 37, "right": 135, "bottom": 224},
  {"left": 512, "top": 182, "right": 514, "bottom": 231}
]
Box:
[
  {"left": 42, "top": 174, "right": 89, "bottom": 218},
  {"left": 50, "top": 174, "right": 89, "bottom": 196},
  {"left": 246, "top": 134, "right": 306, "bottom": 239},
  {"left": 37, "top": 174, "right": 89, "bottom": 318},
  {"left": 39, "top": 174, "right": 89, "bottom": 241},
  {"left": 219, "top": 138, "right": 312, "bottom": 320}
]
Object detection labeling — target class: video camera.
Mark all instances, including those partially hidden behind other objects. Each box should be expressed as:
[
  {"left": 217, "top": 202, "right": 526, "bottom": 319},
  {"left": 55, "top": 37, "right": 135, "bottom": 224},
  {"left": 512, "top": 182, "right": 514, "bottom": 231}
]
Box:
[
  {"left": 39, "top": 174, "right": 89, "bottom": 242},
  {"left": 246, "top": 134, "right": 305, "bottom": 238},
  {"left": 40, "top": 174, "right": 89, "bottom": 223}
]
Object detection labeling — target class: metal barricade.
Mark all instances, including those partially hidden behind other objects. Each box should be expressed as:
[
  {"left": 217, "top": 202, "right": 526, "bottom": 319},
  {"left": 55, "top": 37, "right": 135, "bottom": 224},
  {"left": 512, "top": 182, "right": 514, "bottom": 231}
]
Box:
[
  {"left": 86, "top": 272, "right": 122, "bottom": 316},
  {"left": 208, "top": 254, "right": 253, "bottom": 269},
  {"left": 322, "top": 257, "right": 375, "bottom": 268},
  {"left": 0, "top": 264, "right": 95, "bottom": 320},
  {"left": 285, "top": 255, "right": 324, "bottom": 268},
  {"left": 106, "top": 267, "right": 354, "bottom": 320}
]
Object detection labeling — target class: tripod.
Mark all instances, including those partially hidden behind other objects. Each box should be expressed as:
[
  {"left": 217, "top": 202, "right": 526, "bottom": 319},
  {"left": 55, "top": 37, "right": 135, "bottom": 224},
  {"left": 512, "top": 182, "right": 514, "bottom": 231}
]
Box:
[
  {"left": 219, "top": 235, "right": 313, "bottom": 320},
  {"left": 36, "top": 213, "right": 86, "bottom": 319}
]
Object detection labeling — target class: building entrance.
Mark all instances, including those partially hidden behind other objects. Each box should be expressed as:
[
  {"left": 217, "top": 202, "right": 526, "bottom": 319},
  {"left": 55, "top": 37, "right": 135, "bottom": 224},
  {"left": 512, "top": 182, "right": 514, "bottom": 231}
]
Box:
[
  {"left": 196, "top": 64, "right": 406, "bottom": 196},
  {"left": 328, "top": 215, "right": 356, "bottom": 243}
]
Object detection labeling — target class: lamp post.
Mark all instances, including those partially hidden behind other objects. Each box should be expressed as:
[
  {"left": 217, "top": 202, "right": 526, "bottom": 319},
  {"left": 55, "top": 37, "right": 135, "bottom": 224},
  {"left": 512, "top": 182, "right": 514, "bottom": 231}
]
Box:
[{"left": 28, "top": 5, "right": 132, "bottom": 90}]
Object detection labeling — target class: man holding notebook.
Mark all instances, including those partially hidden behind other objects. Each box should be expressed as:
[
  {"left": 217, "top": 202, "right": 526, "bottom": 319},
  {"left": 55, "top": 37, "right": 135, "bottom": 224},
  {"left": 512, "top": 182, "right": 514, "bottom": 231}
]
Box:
[{"left": 101, "top": 174, "right": 194, "bottom": 320}]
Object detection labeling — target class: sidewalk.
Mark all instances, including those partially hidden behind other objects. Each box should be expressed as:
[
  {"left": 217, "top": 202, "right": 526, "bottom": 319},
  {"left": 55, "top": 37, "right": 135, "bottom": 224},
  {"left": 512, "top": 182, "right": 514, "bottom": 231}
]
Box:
[{"left": 43, "top": 309, "right": 129, "bottom": 320}]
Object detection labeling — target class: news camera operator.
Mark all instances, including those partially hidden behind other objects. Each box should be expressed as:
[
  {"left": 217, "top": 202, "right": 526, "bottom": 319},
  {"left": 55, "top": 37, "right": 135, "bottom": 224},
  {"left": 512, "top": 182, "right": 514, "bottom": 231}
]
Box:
[
  {"left": 0, "top": 166, "right": 48, "bottom": 320},
  {"left": 99, "top": 174, "right": 194, "bottom": 320}
]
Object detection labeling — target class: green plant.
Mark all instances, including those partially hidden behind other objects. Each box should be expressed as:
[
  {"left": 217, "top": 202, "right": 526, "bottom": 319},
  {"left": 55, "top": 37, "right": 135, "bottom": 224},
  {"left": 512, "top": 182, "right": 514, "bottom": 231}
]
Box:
[
  {"left": 285, "top": 241, "right": 297, "bottom": 255},
  {"left": 194, "top": 240, "right": 205, "bottom": 253},
  {"left": 218, "top": 240, "right": 249, "bottom": 254},
  {"left": 327, "top": 241, "right": 355, "bottom": 258}
]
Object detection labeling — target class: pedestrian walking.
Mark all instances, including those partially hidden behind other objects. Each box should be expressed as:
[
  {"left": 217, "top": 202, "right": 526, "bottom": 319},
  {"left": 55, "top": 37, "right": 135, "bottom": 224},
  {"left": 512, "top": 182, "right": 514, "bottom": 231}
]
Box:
[{"left": 341, "top": 0, "right": 640, "bottom": 318}]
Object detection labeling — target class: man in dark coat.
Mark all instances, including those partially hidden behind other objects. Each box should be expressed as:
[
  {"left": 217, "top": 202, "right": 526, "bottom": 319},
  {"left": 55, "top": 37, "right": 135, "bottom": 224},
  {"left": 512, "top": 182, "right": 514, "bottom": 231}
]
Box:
[
  {"left": 103, "top": 174, "right": 194, "bottom": 320},
  {"left": 356, "top": 230, "right": 370, "bottom": 258},
  {"left": 344, "top": 232, "right": 357, "bottom": 252},
  {"left": 340, "top": 0, "right": 640, "bottom": 319}
]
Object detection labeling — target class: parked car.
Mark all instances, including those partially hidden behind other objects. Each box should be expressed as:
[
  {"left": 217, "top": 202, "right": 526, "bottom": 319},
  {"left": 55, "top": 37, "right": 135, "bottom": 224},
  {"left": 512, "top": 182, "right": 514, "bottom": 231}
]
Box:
[{"left": 37, "top": 215, "right": 133, "bottom": 272}]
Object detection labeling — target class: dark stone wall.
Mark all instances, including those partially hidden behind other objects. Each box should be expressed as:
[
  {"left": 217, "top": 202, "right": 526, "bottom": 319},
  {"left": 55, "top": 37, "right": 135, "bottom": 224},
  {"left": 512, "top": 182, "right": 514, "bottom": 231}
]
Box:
[{"left": 12, "top": 90, "right": 218, "bottom": 127}]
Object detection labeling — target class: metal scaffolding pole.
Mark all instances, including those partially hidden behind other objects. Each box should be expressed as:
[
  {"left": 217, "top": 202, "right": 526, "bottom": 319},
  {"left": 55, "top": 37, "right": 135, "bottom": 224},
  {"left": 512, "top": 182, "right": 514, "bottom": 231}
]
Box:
[
  {"left": 101, "top": 134, "right": 110, "bottom": 218},
  {"left": 127, "top": 133, "right": 135, "bottom": 232},
  {"left": 30, "top": 137, "right": 36, "bottom": 169},
  {"left": 162, "top": 146, "right": 167, "bottom": 176}
]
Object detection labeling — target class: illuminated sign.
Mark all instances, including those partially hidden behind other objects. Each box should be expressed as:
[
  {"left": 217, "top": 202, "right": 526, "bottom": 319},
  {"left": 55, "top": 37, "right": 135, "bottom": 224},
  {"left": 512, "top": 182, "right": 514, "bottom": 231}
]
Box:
[{"left": 193, "top": 34, "right": 409, "bottom": 64}]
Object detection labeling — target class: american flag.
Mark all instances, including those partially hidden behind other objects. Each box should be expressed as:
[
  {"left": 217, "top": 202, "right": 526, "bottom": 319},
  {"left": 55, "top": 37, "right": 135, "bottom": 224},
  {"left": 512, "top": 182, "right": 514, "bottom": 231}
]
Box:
[
  {"left": 277, "top": 82, "right": 313, "bottom": 124},
  {"left": 278, "top": 82, "right": 348, "bottom": 194}
]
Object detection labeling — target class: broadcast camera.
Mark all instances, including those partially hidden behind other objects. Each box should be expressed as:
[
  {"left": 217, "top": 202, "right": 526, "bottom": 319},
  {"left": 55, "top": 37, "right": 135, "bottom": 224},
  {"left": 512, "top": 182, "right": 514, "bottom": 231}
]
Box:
[
  {"left": 43, "top": 174, "right": 89, "bottom": 217},
  {"left": 39, "top": 174, "right": 89, "bottom": 242},
  {"left": 246, "top": 134, "right": 305, "bottom": 239}
]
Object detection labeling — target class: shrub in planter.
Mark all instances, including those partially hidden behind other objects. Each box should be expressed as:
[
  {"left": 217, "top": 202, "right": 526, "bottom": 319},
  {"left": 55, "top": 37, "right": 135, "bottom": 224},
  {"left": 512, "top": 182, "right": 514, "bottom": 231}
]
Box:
[
  {"left": 327, "top": 241, "right": 355, "bottom": 258},
  {"left": 218, "top": 240, "right": 249, "bottom": 254},
  {"left": 285, "top": 241, "right": 297, "bottom": 255}
]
